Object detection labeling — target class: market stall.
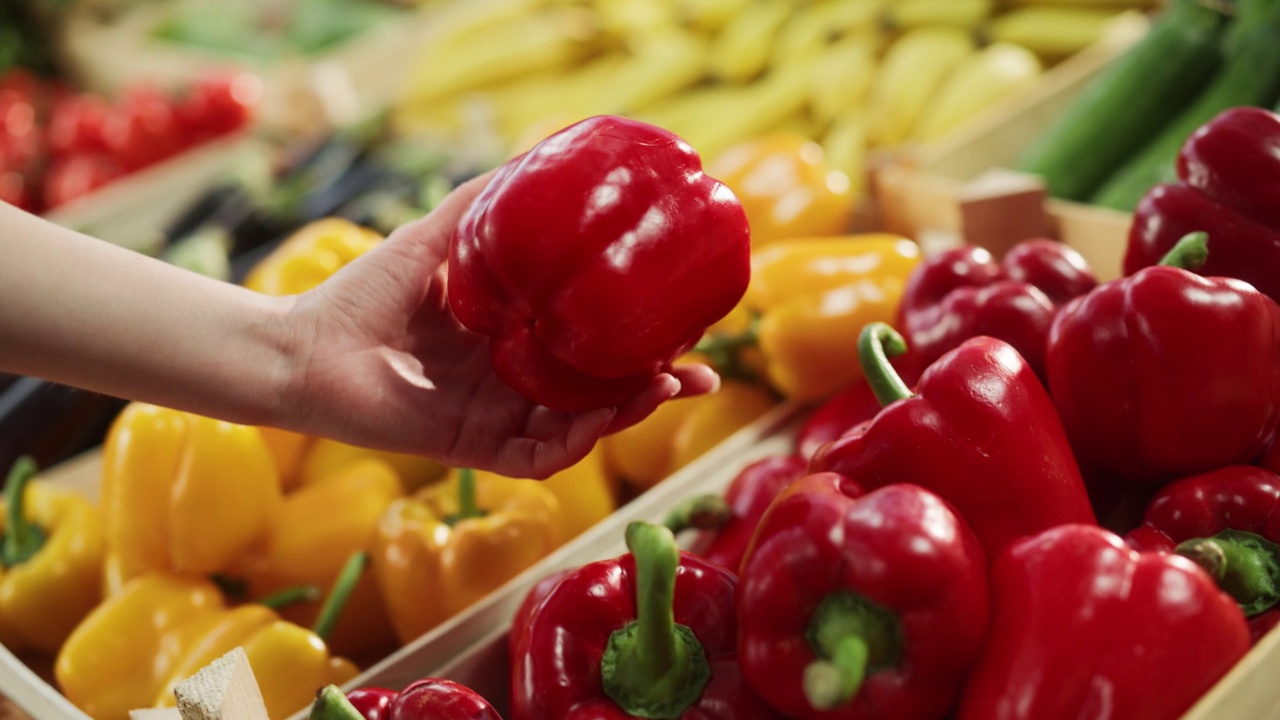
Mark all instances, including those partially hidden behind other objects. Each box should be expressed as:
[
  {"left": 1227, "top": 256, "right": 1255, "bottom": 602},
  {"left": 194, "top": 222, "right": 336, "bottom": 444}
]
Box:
[{"left": 6, "top": 0, "right": 1280, "bottom": 718}]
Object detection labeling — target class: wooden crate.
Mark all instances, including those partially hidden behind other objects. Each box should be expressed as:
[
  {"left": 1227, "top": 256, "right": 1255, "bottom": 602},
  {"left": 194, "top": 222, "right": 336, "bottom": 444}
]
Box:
[{"left": 872, "top": 12, "right": 1148, "bottom": 280}]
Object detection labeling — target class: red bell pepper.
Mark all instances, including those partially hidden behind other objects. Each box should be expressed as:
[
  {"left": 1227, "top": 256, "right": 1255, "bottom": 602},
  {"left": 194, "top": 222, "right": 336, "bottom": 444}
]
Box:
[
  {"left": 897, "top": 239, "right": 1096, "bottom": 379},
  {"left": 685, "top": 453, "right": 808, "bottom": 572},
  {"left": 448, "top": 114, "right": 752, "bottom": 412},
  {"left": 737, "top": 475, "right": 989, "bottom": 719},
  {"left": 510, "top": 521, "right": 781, "bottom": 719},
  {"left": 795, "top": 352, "right": 922, "bottom": 461},
  {"left": 1049, "top": 232, "right": 1280, "bottom": 485},
  {"left": 310, "top": 679, "right": 501, "bottom": 720},
  {"left": 1124, "top": 465, "right": 1280, "bottom": 618},
  {"left": 810, "top": 323, "right": 1095, "bottom": 558},
  {"left": 956, "top": 524, "right": 1250, "bottom": 720},
  {"left": 1125, "top": 107, "right": 1280, "bottom": 304}
]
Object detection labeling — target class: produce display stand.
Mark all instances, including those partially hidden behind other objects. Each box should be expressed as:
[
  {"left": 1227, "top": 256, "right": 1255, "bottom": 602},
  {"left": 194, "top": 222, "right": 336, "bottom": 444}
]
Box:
[
  {"left": 0, "top": 404, "right": 806, "bottom": 720},
  {"left": 873, "top": 12, "right": 1146, "bottom": 280}
]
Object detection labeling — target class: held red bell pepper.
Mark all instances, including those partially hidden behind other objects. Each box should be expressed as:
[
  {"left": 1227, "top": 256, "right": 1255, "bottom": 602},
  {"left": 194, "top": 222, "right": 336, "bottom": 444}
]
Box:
[
  {"left": 810, "top": 323, "right": 1096, "bottom": 558},
  {"left": 448, "top": 114, "right": 752, "bottom": 411},
  {"left": 737, "top": 476, "right": 989, "bottom": 719},
  {"left": 898, "top": 239, "right": 1097, "bottom": 379},
  {"left": 685, "top": 453, "right": 808, "bottom": 572},
  {"left": 1049, "top": 233, "right": 1280, "bottom": 485},
  {"left": 1126, "top": 107, "right": 1280, "bottom": 304},
  {"left": 956, "top": 524, "right": 1250, "bottom": 720},
  {"left": 510, "top": 521, "right": 782, "bottom": 719},
  {"left": 310, "top": 679, "right": 501, "bottom": 720},
  {"left": 1124, "top": 465, "right": 1280, "bottom": 619}
]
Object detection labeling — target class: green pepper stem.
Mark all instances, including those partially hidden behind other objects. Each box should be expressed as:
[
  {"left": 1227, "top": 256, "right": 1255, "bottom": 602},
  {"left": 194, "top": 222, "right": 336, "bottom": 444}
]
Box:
[
  {"left": 803, "top": 635, "right": 870, "bottom": 710},
  {"left": 600, "top": 521, "right": 711, "bottom": 719},
  {"left": 308, "top": 684, "right": 364, "bottom": 720},
  {"left": 1, "top": 456, "right": 46, "bottom": 569},
  {"left": 1176, "top": 529, "right": 1280, "bottom": 616},
  {"left": 312, "top": 551, "right": 368, "bottom": 641},
  {"left": 803, "top": 590, "right": 902, "bottom": 711},
  {"left": 257, "top": 584, "right": 323, "bottom": 610},
  {"left": 1156, "top": 231, "right": 1209, "bottom": 271},
  {"left": 456, "top": 468, "right": 480, "bottom": 522},
  {"left": 858, "top": 322, "right": 912, "bottom": 408},
  {"left": 692, "top": 315, "right": 763, "bottom": 384},
  {"left": 662, "top": 494, "right": 732, "bottom": 535}
]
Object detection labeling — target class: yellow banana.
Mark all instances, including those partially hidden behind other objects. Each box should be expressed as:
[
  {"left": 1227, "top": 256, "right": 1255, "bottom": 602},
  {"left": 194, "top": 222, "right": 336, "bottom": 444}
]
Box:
[
  {"left": 820, "top": 111, "right": 869, "bottom": 203},
  {"left": 865, "top": 26, "right": 977, "bottom": 148},
  {"left": 996, "top": 0, "right": 1156, "bottom": 8},
  {"left": 882, "top": 0, "right": 995, "bottom": 32},
  {"left": 595, "top": 0, "right": 680, "bottom": 41},
  {"left": 596, "top": 28, "right": 710, "bottom": 115},
  {"left": 808, "top": 33, "right": 878, "bottom": 129},
  {"left": 771, "top": 0, "right": 887, "bottom": 67},
  {"left": 985, "top": 7, "right": 1128, "bottom": 64},
  {"left": 675, "top": 0, "right": 755, "bottom": 33},
  {"left": 398, "top": 7, "right": 600, "bottom": 108},
  {"left": 658, "top": 59, "right": 816, "bottom": 159},
  {"left": 910, "top": 41, "right": 1042, "bottom": 142},
  {"left": 707, "top": 0, "right": 792, "bottom": 82}
]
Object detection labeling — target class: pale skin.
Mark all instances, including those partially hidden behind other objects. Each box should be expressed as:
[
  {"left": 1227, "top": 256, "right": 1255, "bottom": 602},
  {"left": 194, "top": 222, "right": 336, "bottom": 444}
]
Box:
[{"left": 0, "top": 174, "right": 719, "bottom": 479}]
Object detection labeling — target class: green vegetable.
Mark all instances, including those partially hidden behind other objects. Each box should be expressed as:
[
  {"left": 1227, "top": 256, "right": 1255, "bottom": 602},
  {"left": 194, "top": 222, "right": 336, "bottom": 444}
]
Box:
[
  {"left": 1091, "top": 2, "right": 1280, "bottom": 211},
  {"left": 1013, "top": 0, "right": 1226, "bottom": 201}
]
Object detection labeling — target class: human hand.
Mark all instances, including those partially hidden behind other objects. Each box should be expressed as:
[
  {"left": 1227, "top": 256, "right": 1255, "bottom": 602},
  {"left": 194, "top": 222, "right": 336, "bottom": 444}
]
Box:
[{"left": 279, "top": 173, "right": 720, "bottom": 479}]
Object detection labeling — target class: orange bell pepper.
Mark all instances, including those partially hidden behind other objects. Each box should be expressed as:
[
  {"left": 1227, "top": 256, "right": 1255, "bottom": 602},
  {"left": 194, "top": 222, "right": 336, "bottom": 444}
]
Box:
[
  {"left": 601, "top": 378, "right": 777, "bottom": 492},
  {"left": 371, "top": 469, "right": 562, "bottom": 645}
]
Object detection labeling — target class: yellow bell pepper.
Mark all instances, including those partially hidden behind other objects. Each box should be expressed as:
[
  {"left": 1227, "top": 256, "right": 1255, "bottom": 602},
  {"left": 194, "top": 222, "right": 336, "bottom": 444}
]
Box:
[
  {"left": 371, "top": 469, "right": 562, "bottom": 645},
  {"left": 233, "top": 457, "right": 404, "bottom": 661},
  {"left": 708, "top": 132, "right": 856, "bottom": 246},
  {"left": 242, "top": 218, "right": 383, "bottom": 296},
  {"left": 601, "top": 377, "right": 777, "bottom": 492},
  {"left": 441, "top": 445, "right": 616, "bottom": 542},
  {"left": 56, "top": 572, "right": 359, "bottom": 720},
  {"left": 101, "top": 403, "right": 284, "bottom": 585},
  {"left": 244, "top": 218, "right": 447, "bottom": 493},
  {"left": 0, "top": 457, "right": 104, "bottom": 656},
  {"left": 701, "top": 234, "right": 921, "bottom": 403}
]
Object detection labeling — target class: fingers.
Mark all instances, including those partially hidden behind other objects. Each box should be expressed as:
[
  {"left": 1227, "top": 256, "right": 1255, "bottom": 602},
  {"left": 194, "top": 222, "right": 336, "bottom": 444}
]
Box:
[
  {"left": 669, "top": 363, "right": 720, "bottom": 398},
  {"left": 497, "top": 406, "right": 614, "bottom": 479},
  {"left": 382, "top": 168, "right": 499, "bottom": 266},
  {"left": 605, "top": 373, "right": 681, "bottom": 435}
]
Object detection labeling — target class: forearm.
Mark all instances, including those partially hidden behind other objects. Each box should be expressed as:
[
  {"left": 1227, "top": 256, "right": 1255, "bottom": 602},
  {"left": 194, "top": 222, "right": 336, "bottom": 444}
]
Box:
[{"left": 0, "top": 203, "right": 298, "bottom": 427}]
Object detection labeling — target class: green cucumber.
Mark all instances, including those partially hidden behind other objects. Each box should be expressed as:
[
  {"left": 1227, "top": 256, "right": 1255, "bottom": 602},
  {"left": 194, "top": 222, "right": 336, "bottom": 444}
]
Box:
[
  {"left": 1012, "top": 0, "right": 1226, "bottom": 202},
  {"left": 1091, "top": 14, "right": 1280, "bottom": 212}
]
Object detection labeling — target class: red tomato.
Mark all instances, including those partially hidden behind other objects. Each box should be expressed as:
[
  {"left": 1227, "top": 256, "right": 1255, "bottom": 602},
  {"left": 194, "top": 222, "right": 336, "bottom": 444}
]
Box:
[
  {"left": 43, "top": 154, "right": 123, "bottom": 208},
  {"left": 176, "top": 71, "right": 261, "bottom": 141},
  {"left": 48, "top": 94, "right": 112, "bottom": 159},
  {"left": 103, "top": 84, "right": 184, "bottom": 171}
]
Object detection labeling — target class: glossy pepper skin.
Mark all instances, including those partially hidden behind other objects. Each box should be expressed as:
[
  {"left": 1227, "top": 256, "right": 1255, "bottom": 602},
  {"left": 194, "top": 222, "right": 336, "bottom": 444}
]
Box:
[
  {"left": 703, "top": 234, "right": 921, "bottom": 402},
  {"left": 371, "top": 469, "right": 562, "bottom": 645},
  {"left": 795, "top": 356, "right": 922, "bottom": 461},
  {"left": 100, "top": 402, "right": 283, "bottom": 585},
  {"left": 686, "top": 453, "right": 808, "bottom": 572},
  {"left": 1048, "top": 234, "right": 1280, "bottom": 485},
  {"left": 55, "top": 573, "right": 358, "bottom": 720},
  {"left": 600, "top": 376, "right": 776, "bottom": 492},
  {"left": 232, "top": 457, "right": 404, "bottom": 661},
  {"left": 242, "top": 217, "right": 382, "bottom": 296},
  {"left": 1125, "top": 107, "right": 1280, "bottom": 303},
  {"left": 811, "top": 324, "right": 1096, "bottom": 558},
  {"left": 0, "top": 457, "right": 104, "bottom": 656},
  {"left": 1123, "top": 465, "right": 1280, "bottom": 620},
  {"left": 738, "top": 476, "right": 989, "bottom": 719},
  {"left": 898, "top": 239, "right": 1096, "bottom": 379},
  {"left": 510, "top": 521, "right": 782, "bottom": 719},
  {"left": 313, "top": 680, "right": 502, "bottom": 720},
  {"left": 448, "top": 114, "right": 751, "bottom": 412},
  {"left": 707, "top": 132, "right": 856, "bottom": 246},
  {"left": 956, "top": 524, "right": 1250, "bottom": 720}
]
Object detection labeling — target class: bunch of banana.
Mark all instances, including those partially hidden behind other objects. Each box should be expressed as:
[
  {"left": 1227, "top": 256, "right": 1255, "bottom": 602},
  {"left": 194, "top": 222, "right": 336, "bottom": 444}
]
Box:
[{"left": 390, "top": 0, "right": 1155, "bottom": 202}]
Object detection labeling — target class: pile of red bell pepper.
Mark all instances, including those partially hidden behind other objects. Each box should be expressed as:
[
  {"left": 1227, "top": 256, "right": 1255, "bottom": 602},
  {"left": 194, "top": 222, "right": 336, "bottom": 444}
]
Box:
[{"left": 313, "top": 108, "right": 1280, "bottom": 720}]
